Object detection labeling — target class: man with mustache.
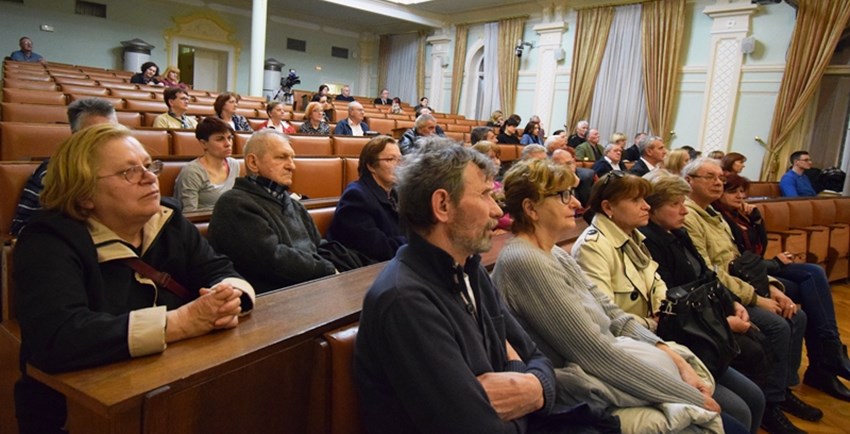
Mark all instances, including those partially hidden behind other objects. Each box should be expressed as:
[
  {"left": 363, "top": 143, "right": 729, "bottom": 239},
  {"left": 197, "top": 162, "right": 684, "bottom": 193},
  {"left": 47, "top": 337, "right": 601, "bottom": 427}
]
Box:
[{"left": 354, "top": 138, "right": 567, "bottom": 433}]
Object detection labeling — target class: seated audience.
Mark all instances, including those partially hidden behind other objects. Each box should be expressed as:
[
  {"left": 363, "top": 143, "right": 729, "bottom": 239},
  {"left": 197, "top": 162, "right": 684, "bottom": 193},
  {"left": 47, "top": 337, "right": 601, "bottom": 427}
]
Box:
[
  {"left": 311, "top": 84, "right": 330, "bottom": 101},
  {"left": 493, "top": 160, "right": 739, "bottom": 434},
  {"left": 299, "top": 101, "right": 331, "bottom": 135},
  {"left": 412, "top": 96, "right": 430, "bottom": 114},
  {"left": 521, "top": 144, "right": 547, "bottom": 160},
  {"left": 214, "top": 92, "right": 251, "bottom": 132},
  {"left": 591, "top": 142, "right": 624, "bottom": 177},
  {"left": 11, "top": 97, "right": 117, "bottom": 236},
  {"left": 610, "top": 132, "right": 627, "bottom": 149},
  {"left": 530, "top": 115, "right": 546, "bottom": 141},
  {"left": 399, "top": 113, "right": 439, "bottom": 154},
  {"left": 333, "top": 101, "right": 369, "bottom": 136},
  {"left": 318, "top": 94, "right": 335, "bottom": 122},
  {"left": 152, "top": 87, "right": 197, "bottom": 129},
  {"left": 779, "top": 151, "right": 817, "bottom": 197},
  {"left": 623, "top": 132, "right": 646, "bottom": 162},
  {"left": 487, "top": 110, "right": 504, "bottom": 128},
  {"left": 327, "top": 136, "right": 406, "bottom": 261},
  {"left": 174, "top": 117, "right": 240, "bottom": 212},
  {"left": 722, "top": 152, "right": 747, "bottom": 176},
  {"left": 551, "top": 147, "right": 595, "bottom": 207},
  {"left": 14, "top": 123, "right": 254, "bottom": 433},
  {"left": 130, "top": 61, "right": 163, "bottom": 86},
  {"left": 715, "top": 174, "right": 850, "bottom": 402},
  {"left": 544, "top": 130, "right": 568, "bottom": 154},
  {"left": 679, "top": 145, "right": 700, "bottom": 161},
  {"left": 260, "top": 101, "right": 296, "bottom": 134},
  {"left": 354, "top": 143, "right": 584, "bottom": 434},
  {"left": 335, "top": 85, "right": 355, "bottom": 102},
  {"left": 390, "top": 97, "right": 403, "bottom": 114},
  {"left": 681, "top": 158, "right": 821, "bottom": 429},
  {"left": 708, "top": 150, "right": 725, "bottom": 160},
  {"left": 520, "top": 121, "right": 542, "bottom": 145},
  {"left": 160, "top": 66, "right": 187, "bottom": 89},
  {"left": 575, "top": 129, "right": 604, "bottom": 162},
  {"left": 640, "top": 174, "right": 769, "bottom": 433},
  {"left": 208, "top": 130, "right": 335, "bottom": 293},
  {"left": 496, "top": 117, "right": 521, "bottom": 144},
  {"left": 663, "top": 148, "right": 690, "bottom": 177},
  {"left": 629, "top": 135, "right": 667, "bottom": 177},
  {"left": 470, "top": 125, "right": 496, "bottom": 145},
  {"left": 572, "top": 171, "right": 665, "bottom": 331},
  {"left": 374, "top": 88, "right": 391, "bottom": 105},
  {"left": 10, "top": 36, "right": 43, "bottom": 63},
  {"left": 568, "top": 120, "right": 589, "bottom": 148}
]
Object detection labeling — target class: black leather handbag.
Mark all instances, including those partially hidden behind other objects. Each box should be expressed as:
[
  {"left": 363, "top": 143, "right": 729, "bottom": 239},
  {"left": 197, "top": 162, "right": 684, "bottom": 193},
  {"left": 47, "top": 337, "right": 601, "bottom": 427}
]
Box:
[
  {"left": 728, "top": 250, "right": 771, "bottom": 297},
  {"left": 657, "top": 273, "right": 741, "bottom": 376}
]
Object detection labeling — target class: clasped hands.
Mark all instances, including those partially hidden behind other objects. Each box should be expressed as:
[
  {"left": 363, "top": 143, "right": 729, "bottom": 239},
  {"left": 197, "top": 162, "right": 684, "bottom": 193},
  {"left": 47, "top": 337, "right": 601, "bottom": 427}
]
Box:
[{"left": 165, "top": 282, "right": 243, "bottom": 343}]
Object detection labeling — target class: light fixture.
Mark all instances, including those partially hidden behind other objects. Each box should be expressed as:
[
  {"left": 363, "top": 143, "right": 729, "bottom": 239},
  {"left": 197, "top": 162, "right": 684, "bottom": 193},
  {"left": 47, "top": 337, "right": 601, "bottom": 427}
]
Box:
[{"left": 515, "top": 40, "right": 533, "bottom": 58}]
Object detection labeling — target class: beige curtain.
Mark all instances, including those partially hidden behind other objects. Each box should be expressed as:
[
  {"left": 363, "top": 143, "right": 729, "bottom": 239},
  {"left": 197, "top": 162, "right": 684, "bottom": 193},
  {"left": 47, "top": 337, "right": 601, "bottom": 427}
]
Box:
[
  {"left": 377, "top": 35, "right": 391, "bottom": 92},
  {"left": 566, "top": 7, "right": 614, "bottom": 133},
  {"left": 497, "top": 17, "right": 526, "bottom": 115},
  {"left": 759, "top": 0, "right": 850, "bottom": 181},
  {"left": 416, "top": 31, "right": 428, "bottom": 100},
  {"left": 450, "top": 24, "right": 469, "bottom": 114},
  {"left": 641, "top": 0, "right": 685, "bottom": 144}
]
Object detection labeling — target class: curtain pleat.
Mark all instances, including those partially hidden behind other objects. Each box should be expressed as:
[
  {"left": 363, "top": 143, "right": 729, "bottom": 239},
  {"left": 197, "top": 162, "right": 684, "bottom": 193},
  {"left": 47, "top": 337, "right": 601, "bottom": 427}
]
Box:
[
  {"left": 378, "top": 35, "right": 390, "bottom": 93},
  {"left": 497, "top": 17, "right": 526, "bottom": 115},
  {"left": 566, "top": 7, "right": 614, "bottom": 133},
  {"left": 416, "top": 31, "right": 428, "bottom": 101},
  {"left": 759, "top": 0, "right": 850, "bottom": 181},
  {"left": 450, "top": 24, "right": 469, "bottom": 114},
  {"left": 640, "top": 0, "right": 685, "bottom": 144}
]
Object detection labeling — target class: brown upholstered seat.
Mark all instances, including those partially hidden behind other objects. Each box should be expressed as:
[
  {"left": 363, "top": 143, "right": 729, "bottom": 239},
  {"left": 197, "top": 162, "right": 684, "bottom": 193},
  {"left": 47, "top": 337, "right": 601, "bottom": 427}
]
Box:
[
  {"left": 171, "top": 131, "right": 203, "bottom": 157},
  {"left": 110, "top": 89, "right": 155, "bottom": 101},
  {"left": 332, "top": 136, "right": 370, "bottom": 157},
  {"left": 759, "top": 201, "right": 808, "bottom": 261},
  {"left": 0, "top": 161, "right": 42, "bottom": 235},
  {"left": 60, "top": 83, "right": 110, "bottom": 96},
  {"left": 115, "top": 111, "right": 142, "bottom": 128},
  {"left": 123, "top": 99, "right": 165, "bottom": 113},
  {"left": 2, "top": 78, "right": 57, "bottom": 91},
  {"left": 322, "top": 323, "right": 364, "bottom": 434},
  {"left": 51, "top": 77, "right": 98, "bottom": 87},
  {"left": 0, "top": 122, "right": 71, "bottom": 160},
  {"left": 290, "top": 157, "right": 344, "bottom": 198},
  {"left": 368, "top": 118, "right": 395, "bottom": 136},
  {"left": 343, "top": 158, "right": 359, "bottom": 187},
  {"left": 2, "top": 88, "right": 66, "bottom": 105},
  {"left": 309, "top": 207, "right": 337, "bottom": 238},
  {"left": 811, "top": 199, "right": 849, "bottom": 281},
  {"left": 289, "top": 135, "right": 333, "bottom": 156},
  {"left": 786, "top": 200, "right": 829, "bottom": 267},
  {"left": 497, "top": 144, "right": 518, "bottom": 162}
]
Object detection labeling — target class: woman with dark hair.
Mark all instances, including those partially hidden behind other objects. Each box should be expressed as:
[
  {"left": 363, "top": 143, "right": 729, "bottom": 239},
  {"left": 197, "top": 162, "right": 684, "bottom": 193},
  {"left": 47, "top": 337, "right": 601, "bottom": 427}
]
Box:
[
  {"left": 213, "top": 92, "right": 251, "bottom": 132},
  {"left": 520, "top": 121, "right": 542, "bottom": 145},
  {"left": 715, "top": 173, "right": 850, "bottom": 402},
  {"left": 496, "top": 117, "right": 521, "bottom": 145},
  {"left": 326, "top": 136, "right": 405, "bottom": 261},
  {"left": 413, "top": 96, "right": 430, "bottom": 114},
  {"left": 311, "top": 84, "right": 330, "bottom": 101},
  {"left": 722, "top": 153, "right": 747, "bottom": 175},
  {"left": 299, "top": 101, "right": 331, "bottom": 135},
  {"left": 390, "top": 97, "right": 403, "bottom": 115},
  {"left": 130, "top": 61, "right": 163, "bottom": 86},
  {"left": 492, "top": 160, "right": 744, "bottom": 434},
  {"left": 174, "top": 117, "right": 240, "bottom": 212}
]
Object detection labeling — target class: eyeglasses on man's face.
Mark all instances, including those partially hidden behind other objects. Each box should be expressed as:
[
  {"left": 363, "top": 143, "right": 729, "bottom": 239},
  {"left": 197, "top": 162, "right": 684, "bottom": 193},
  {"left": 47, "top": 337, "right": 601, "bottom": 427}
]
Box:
[
  {"left": 690, "top": 173, "right": 726, "bottom": 183},
  {"left": 98, "top": 160, "right": 163, "bottom": 183}
]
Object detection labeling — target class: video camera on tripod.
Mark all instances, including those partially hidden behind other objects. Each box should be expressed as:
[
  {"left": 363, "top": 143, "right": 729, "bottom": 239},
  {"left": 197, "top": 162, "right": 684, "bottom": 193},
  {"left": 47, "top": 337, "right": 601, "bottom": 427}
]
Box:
[{"left": 273, "top": 69, "right": 301, "bottom": 105}]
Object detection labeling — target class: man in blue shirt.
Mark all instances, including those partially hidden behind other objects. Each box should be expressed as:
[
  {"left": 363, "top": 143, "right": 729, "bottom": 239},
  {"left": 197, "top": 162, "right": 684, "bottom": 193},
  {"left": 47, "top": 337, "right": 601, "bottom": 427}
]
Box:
[
  {"left": 10, "top": 36, "right": 44, "bottom": 63},
  {"left": 779, "top": 151, "right": 817, "bottom": 197}
]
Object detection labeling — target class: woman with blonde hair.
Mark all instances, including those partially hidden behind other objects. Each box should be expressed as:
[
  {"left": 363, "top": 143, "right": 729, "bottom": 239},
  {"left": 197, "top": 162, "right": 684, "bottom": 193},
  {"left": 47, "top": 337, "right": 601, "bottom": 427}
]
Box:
[
  {"left": 299, "top": 101, "right": 331, "bottom": 135},
  {"left": 160, "top": 66, "right": 187, "bottom": 89},
  {"left": 664, "top": 148, "right": 691, "bottom": 177}
]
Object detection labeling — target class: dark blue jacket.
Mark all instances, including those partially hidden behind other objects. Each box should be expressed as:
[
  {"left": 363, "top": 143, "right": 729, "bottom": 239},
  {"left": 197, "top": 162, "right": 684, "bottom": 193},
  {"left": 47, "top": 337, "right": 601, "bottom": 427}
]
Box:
[
  {"left": 333, "top": 119, "right": 369, "bottom": 136},
  {"left": 354, "top": 234, "right": 556, "bottom": 434},
  {"left": 326, "top": 174, "right": 405, "bottom": 261}
]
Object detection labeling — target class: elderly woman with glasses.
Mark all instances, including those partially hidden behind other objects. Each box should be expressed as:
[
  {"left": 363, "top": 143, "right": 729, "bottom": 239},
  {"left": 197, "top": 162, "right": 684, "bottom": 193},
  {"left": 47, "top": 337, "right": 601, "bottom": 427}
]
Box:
[
  {"left": 13, "top": 124, "right": 255, "bottom": 434},
  {"left": 572, "top": 171, "right": 667, "bottom": 331},
  {"left": 326, "top": 136, "right": 406, "bottom": 261},
  {"left": 492, "top": 160, "right": 746, "bottom": 434}
]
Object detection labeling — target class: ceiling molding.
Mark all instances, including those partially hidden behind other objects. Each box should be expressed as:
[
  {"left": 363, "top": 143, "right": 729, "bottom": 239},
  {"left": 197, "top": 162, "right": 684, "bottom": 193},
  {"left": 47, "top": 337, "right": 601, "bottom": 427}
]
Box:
[{"left": 320, "top": 0, "right": 446, "bottom": 27}]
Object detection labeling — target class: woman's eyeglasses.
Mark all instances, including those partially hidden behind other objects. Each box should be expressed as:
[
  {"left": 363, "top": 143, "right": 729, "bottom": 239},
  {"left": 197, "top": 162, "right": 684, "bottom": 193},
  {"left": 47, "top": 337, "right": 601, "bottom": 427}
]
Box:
[
  {"left": 546, "top": 189, "right": 575, "bottom": 204},
  {"left": 98, "top": 160, "right": 163, "bottom": 183}
]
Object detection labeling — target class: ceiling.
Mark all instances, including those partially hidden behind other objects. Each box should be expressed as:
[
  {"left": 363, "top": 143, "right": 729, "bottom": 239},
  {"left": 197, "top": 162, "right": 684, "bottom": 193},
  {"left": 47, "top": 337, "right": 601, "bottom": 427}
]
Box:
[{"left": 204, "top": 0, "right": 543, "bottom": 34}]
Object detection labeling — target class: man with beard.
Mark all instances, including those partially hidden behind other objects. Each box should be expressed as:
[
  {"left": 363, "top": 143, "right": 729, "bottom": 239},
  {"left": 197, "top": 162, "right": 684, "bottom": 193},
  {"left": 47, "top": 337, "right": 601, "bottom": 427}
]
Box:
[{"left": 354, "top": 139, "right": 567, "bottom": 433}]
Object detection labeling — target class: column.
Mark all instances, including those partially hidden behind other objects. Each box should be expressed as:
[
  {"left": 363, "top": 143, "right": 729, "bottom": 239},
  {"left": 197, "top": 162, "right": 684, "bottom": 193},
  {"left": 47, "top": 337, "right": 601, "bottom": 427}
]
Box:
[
  {"left": 532, "top": 20, "right": 568, "bottom": 134},
  {"left": 427, "top": 33, "right": 452, "bottom": 112},
  {"left": 698, "top": 0, "right": 758, "bottom": 153},
  {"left": 358, "top": 33, "right": 376, "bottom": 98},
  {"left": 249, "top": 0, "right": 268, "bottom": 96}
]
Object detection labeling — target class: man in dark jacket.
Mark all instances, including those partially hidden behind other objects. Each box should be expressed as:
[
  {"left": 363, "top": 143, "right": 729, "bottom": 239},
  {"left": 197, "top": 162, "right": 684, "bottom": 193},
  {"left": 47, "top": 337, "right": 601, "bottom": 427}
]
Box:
[
  {"left": 354, "top": 142, "right": 563, "bottom": 434},
  {"left": 333, "top": 101, "right": 369, "bottom": 136}
]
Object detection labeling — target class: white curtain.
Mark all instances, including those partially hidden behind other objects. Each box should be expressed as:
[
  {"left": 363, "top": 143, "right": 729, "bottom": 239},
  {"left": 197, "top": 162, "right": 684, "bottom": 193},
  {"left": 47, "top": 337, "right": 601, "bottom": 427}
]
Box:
[
  {"left": 481, "top": 22, "right": 502, "bottom": 118},
  {"left": 589, "top": 4, "right": 649, "bottom": 142},
  {"left": 384, "top": 33, "right": 420, "bottom": 106}
]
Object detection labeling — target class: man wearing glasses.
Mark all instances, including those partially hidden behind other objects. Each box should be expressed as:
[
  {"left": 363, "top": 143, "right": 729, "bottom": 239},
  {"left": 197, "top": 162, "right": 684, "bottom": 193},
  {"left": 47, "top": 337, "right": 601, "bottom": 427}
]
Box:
[
  {"left": 153, "top": 87, "right": 197, "bottom": 129},
  {"left": 779, "top": 151, "right": 816, "bottom": 197}
]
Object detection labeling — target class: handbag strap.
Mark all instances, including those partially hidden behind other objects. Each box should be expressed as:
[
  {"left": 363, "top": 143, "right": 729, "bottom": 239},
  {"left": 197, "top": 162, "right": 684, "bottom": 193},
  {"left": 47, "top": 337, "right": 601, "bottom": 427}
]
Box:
[{"left": 118, "top": 257, "right": 192, "bottom": 301}]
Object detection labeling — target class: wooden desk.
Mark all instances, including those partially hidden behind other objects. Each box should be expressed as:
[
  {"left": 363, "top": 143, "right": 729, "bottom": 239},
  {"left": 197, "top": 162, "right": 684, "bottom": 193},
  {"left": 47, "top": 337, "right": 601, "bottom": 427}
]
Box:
[{"left": 27, "top": 263, "right": 385, "bottom": 434}]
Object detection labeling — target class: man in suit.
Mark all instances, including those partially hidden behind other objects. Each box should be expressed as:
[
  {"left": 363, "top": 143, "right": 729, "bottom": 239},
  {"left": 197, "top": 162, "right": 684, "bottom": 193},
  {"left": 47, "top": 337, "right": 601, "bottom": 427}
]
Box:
[
  {"left": 623, "top": 132, "right": 645, "bottom": 162},
  {"left": 592, "top": 143, "right": 624, "bottom": 177},
  {"left": 333, "top": 101, "right": 369, "bottom": 136},
  {"left": 335, "top": 85, "right": 355, "bottom": 102},
  {"left": 374, "top": 88, "right": 391, "bottom": 105},
  {"left": 574, "top": 129, "right": 604, "bottom": 162},
  {"left": 629, "top": 135, "right": 667, "bottom": 177}
]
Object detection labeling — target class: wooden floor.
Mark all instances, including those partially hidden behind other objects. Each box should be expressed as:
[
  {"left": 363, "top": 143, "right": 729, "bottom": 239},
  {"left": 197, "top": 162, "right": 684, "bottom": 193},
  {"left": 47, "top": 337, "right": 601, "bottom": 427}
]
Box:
[{"left": 770, "top": 281, "right": 850, "bottom": 433}]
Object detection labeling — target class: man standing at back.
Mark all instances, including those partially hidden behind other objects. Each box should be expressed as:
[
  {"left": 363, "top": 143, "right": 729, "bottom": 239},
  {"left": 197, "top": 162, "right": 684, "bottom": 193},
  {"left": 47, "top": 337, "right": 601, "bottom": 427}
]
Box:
[
  {"left": 354, "top": 140, "right": 560, "bottom": 433},
  {"left": 779, "top": 151, "right": 817, "bottom": 197}
]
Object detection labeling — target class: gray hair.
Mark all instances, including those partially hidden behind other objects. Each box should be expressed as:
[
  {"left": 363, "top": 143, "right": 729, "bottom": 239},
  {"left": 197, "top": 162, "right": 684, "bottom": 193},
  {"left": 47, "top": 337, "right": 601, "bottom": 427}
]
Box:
[
  {"left": 67, "top": 98, "right": 116, "bottom": 132},
  {"left": 414, "top": 113, "right": 436, "bottom": 131},
  {"left": 576, "top": 120, "right": 588, "bottom": 129},
  {"left": 244, "top": 129, "right": 289, "bottom": 170},
  {"left": 603, "top": 143, "right": 621, "bottom": 154},
  {"left": 637, "top": 135, "right": 662, "bottom": 156},
  {"left": 521, "top": 144, "right": 547, "bottom": 160},
  {"left": 347, "top": 100, "right": 363, "bottom": 113},
  {"left": 681, "top": 157, "right": 721, "bottom": 178},
  {"left": 396, "top": 141, "right": 494, "bottom": 236}
]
